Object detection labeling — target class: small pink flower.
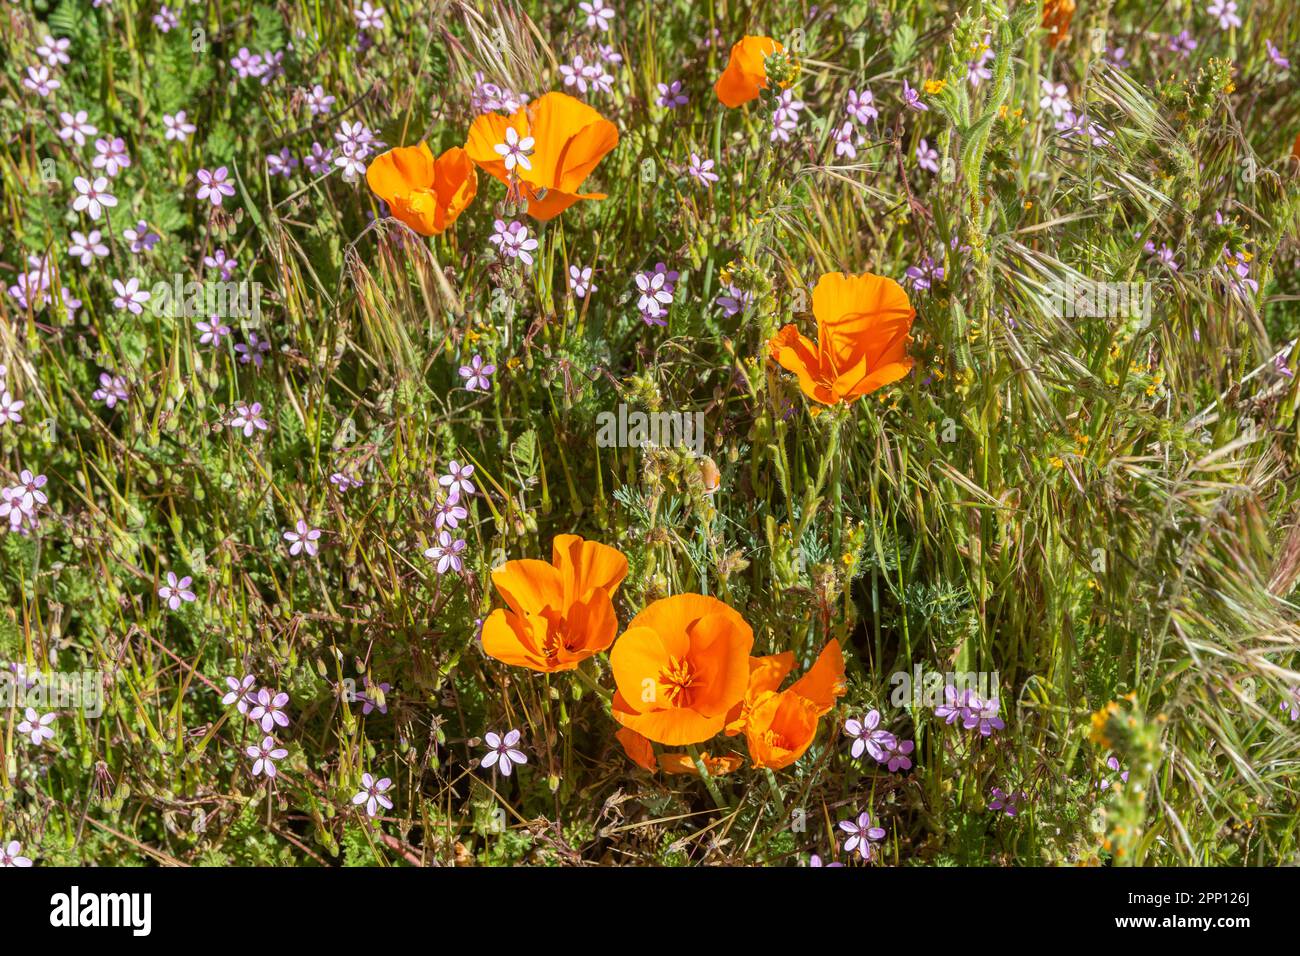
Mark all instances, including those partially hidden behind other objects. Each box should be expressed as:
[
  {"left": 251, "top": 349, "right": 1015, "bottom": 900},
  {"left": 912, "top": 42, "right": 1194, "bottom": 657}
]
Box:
[
  {"left": 195, "top": 167, "right": 237, "bottom": 207},
  {"left": 838, "top": 811, "right": 886, "bottom": 861},
  {"left": 480, "top": 729, "right": 527, "bottom": 775},
  {"left": 0, "top": 841, "right": 33, "bottom": 867},
  {"left": 352, "top": 773, "right": 394, "bottom": 817},
  {"left": 247, "top": 736, "right": 288, "bottom": 778},
  {"left": 17, "top": 707, "right": 56, "bottom": 745},
  {"left": 248, "top": 688, "right": 291, "bottom": 732},
  {"left": 284, "top": 519, "right": 323, "bottom": 557},
  {"left": 157, "top": 571, "right": 196, "bottom": 610},
  {"left": 221, "top": 674, "right": 257, "bottom": 714}
]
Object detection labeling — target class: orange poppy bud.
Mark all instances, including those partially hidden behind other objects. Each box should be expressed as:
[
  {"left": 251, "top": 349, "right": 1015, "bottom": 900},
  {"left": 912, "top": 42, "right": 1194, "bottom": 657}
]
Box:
[
  {"left": 465, "top": 91, "right": 619, "bottom": 221},
  {"left": 610, "top": 594, "right": 754, "bottom": 745},
  {"left": 739, "top": 641, "right": 846, "bottom": 770},
  {"left": 480, "top": 534, "right": 629, "bottom": 673},
  {"left": 1292, "top": 132, "right": 1300, "bottom": 161},
  {"left": 1042, "top": 0, "right": 1076, "bottom": 49},
  {"left": 365, "top": 142, "right": 477, "bottom": 236},
  {"left": 700, "top": 456, "right": 721, "bottom": 496},
  {"left": 657, "top": 751, "right": 744, "bottom": 776},
  {"left": 769, "top": 271, "right": 916, "bottom": 405},
  {"left": 715, "top": 36, "right": 784, "bottom": 107}
]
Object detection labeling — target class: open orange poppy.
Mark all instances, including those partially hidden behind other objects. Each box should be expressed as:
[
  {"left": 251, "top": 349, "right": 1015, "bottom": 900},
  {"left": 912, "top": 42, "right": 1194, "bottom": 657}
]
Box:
[
  {"left": 609, "top": 594, "right": 754, "bottom": 745},
  {"left": 480, "top": 534, "right": 629, "bottom": 673},
  {"left": 731, "top": 641, "right": 846, "bottom": 770},
  {"left": 769, "top": 271, "right": 915, "bottom": 405},
  {"left": 365, "top": 142, "right": 477, "bottom": 236},
  {"left": 715, "top": 36, "right": 783, "bottom": 107},
  {"left": 464, "top": 91, "right": 618, "bottom": 221}
]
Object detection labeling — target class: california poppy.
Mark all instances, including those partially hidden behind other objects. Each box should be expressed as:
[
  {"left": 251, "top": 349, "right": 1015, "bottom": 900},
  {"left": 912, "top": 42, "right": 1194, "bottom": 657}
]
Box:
[
  {"left": 465, "top": 91, "right": 618, "bottom": 221},
  {"left": 731, "top": 641, "right": 845, "bottom": 770},
  {"left": 365, "top": 142, "right": 477, "bottom": 236},
  {"left": 725, "top": 640, "right": 846, "bottom": 733},
  {"left": 610, "top": 594, "right": 754, "bottom": 745},
  {"left": 723, "top": 651, "right": 797, "bottom": 735},
  {"left": 1041, "top": 0, "right": 1075, "bottom": 49},
  {"left": 480, "top": 534, "right": 629, "bottom": 672},
  {"left": 715, "top": 36, "right": 784, "bottom": 107},
  {"left": 769, "top": 271, "right": 915, "bottom": 405}
]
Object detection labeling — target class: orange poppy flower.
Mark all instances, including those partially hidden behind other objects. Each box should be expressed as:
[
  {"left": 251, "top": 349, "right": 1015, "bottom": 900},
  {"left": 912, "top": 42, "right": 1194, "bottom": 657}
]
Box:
[
  {"left": 769, "top": 271, "right": 915, "bottom": 405},
  {"left": 464, "top": 91, "right": 618, "bottom": 221},
  {"left": 723, "top": 651, "right": 797, "bottom": 735},
  {"left": 715, "top": 36, "right": 784, "bottom": 107},
  {"left": 480, "top": 534, "right": 629, "bottom": 673},
  {"left": 735, "top": 641, "right": 846, "bottom": 770},
  {"left": 1041, "top": 0, "right": 1075, "bottom": 49},
  {"left": 658, "top": 751, "right": 744, "bottom": 776},
  {"left": 365, "top": 143, "right": 477, "bottom": 236},
  {"left": 609, "top": 594, "right": 754, "bottom": 745},
  {"left": 615, "top": 727, "right": 657, "bottom": 771}
]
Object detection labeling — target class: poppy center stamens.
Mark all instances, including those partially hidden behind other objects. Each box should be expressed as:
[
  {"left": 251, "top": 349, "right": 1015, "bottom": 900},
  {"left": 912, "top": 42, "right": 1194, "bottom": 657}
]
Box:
[
  {"left": 657, "top": 656, "right": 699, "bottom": 707},
  {"left": 539, "top": 608, "right": 577, "bottom": 664}
]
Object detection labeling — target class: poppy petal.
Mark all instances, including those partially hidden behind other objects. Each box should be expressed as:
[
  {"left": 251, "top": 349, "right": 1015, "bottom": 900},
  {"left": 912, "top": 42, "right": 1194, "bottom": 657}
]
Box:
[
  {"left": 552, "top": 533, "right": 629, "bottom": 605},
  {"left": 715, "top": 36, "right": 783, "bottom": 107},
  {"left": 682, "top": 611, "right": 754, "bottom": 716},
  {"left": 366, "top": 142, "right": 435, "bottom": 201},
  {"left": 789, "top": 639, "right": 847, "bottom": 714},
  {"left": 615, "top": 727, "right": 657, "bottom": 771},
  {"left": 491, "top": 559, "right": 566, "bottom": 618},
  {"left": 609, "top": 625, "right": 673, "bottom": 712},
  {"left": 613, "top": 699, "right": 727, "bottom": 746},
  {"left": 480, "top": 608, "right": 547, "bottom": 670}
]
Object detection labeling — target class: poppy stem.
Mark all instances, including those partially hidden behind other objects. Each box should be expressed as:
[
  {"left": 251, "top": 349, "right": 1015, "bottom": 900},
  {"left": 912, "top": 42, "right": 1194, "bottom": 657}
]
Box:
[
  {"left": 828, "top": 407, "right": 846, "bottom": 559},
  {"left": 763, "top": 768, "right": 787, "bottom": 819},
  {"left": 686, "top": 744, "right": 728, "bottom": 811}
]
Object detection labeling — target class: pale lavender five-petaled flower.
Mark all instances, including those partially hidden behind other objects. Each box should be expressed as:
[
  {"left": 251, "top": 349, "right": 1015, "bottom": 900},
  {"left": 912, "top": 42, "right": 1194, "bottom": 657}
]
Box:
[
  {"left": 157, "top": 571, "right": 196, "bottom": 610},
  {"left": 352, "top": 772, "right": 394, "bottom": 817},
  {"left": 481, "top": 729, "right": 527, "bottom": 775},
  {"left": 838, "top": 811, "right": 886, "bottom": 860},
  {"left": 284, "top": 519, "right": 323, "bottom": 557}
]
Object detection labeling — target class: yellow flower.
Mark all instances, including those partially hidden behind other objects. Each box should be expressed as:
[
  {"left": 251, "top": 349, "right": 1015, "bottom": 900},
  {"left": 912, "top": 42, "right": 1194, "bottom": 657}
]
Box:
[
  {"left": 1089, "top": 700, "right": 1121, "bottom": 747},
  {"left": 924, "top": 79, "right": 947, "bottom": 95}
]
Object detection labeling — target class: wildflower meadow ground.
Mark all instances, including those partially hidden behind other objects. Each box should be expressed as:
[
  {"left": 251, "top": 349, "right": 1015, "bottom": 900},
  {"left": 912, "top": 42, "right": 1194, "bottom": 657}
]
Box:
[{"left": 1, "top": 0, "right": 1299, "bottom": 871}]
